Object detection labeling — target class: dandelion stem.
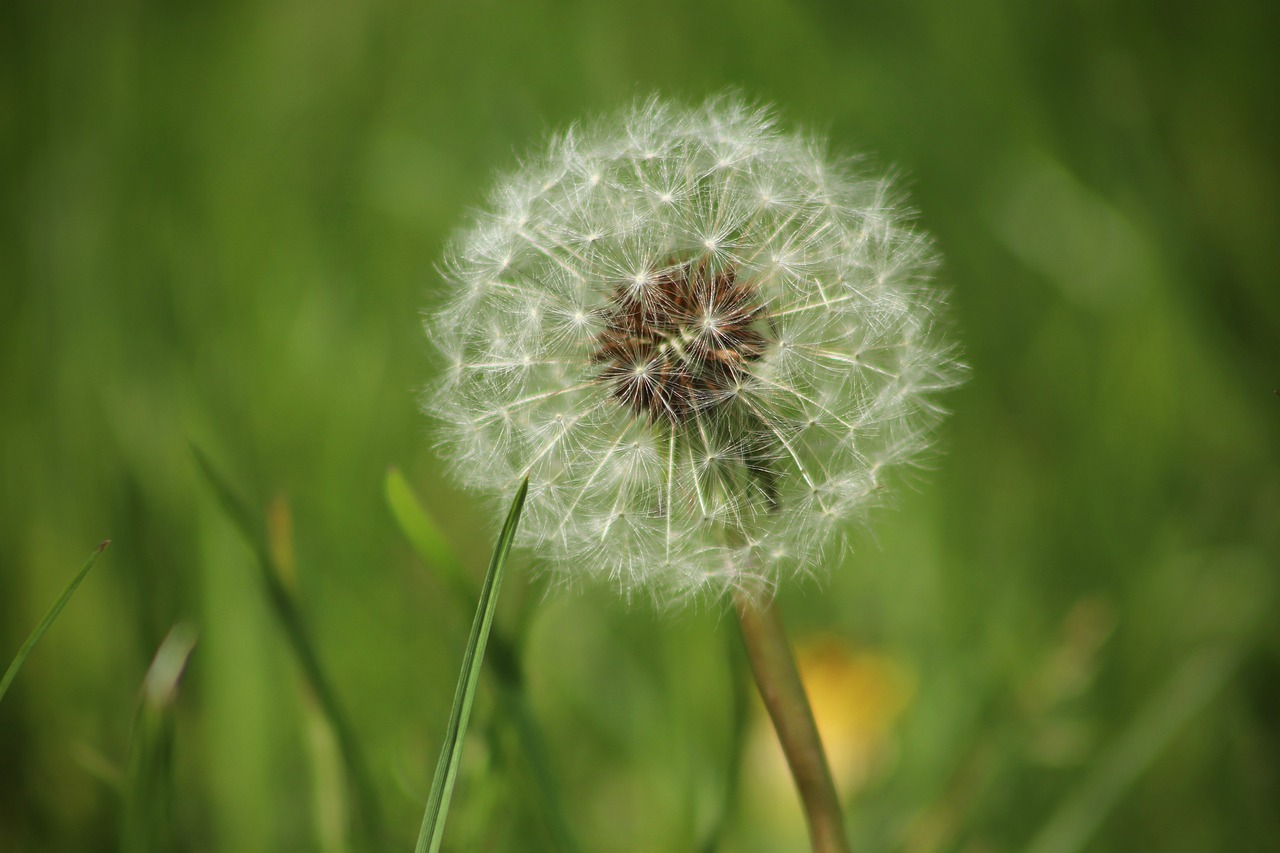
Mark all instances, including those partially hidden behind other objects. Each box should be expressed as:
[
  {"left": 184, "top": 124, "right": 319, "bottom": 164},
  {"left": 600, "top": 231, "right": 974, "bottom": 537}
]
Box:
[{"left": 734, "top": 588, "right": 850, "bottom": 853}]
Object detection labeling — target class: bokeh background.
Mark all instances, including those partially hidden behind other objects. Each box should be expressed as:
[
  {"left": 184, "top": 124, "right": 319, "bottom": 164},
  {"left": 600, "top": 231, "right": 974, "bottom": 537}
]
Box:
[{"left": 3, "top": 0, "right": 1278, "bottom": 850}]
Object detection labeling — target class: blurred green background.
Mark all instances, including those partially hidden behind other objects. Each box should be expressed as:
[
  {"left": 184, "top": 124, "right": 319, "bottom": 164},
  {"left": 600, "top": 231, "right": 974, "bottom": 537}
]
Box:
[{"left": 3, "top": 0, "right": 1278, "bottom": 850}]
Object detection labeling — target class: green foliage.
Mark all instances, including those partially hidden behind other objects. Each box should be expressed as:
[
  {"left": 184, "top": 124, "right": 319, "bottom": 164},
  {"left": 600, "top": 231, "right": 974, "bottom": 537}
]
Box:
[
  {"left": 0, "top": 542, "right": 108, "bottom": 705},
  {"left": 416, "top": 478, "right": 527, "bottom": 853},
  {"left": 386, "top": 466, "right": 470, "bottom": 605},
  {"left": 1027, "top": 644, "right": 1250, "bottom": 853},
  {"left": 2, "top": 0, "right": 1278, "bottom": 850},
  {"left": 387, "top": 469, "right": 580, "bottom": 853},
  {"left": 192, "top": 445, "right": 387, "bottom": 850},
  {"left": 123, "top": 623, "right": 198, "bottom": 853}
]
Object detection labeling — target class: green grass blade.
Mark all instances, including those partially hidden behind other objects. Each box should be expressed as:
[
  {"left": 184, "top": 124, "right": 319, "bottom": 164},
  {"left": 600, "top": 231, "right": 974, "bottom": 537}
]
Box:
[
  {"left": 190, "top": 443, "right": 386, "bottom": 850},
  {"left": 0, "top": 540, "right": 109, "bottom": 705},
  {"left": 1025, "top": 644, "right": 1244, "bottom": 853},
  {"left": 385, "top": 467, "right": 469, "bottom": 594},
  {"left": 416, "top": 477, "right": 528, "bottom": 853},
  {"left": 123, "top": 623, "right": 199, "bottom": 853},
  {"left": 501, "top": 685, "right": 583, "bottom": 853},
  {"left": 389, "top": 471, "right": 581, "bottom": 852}
]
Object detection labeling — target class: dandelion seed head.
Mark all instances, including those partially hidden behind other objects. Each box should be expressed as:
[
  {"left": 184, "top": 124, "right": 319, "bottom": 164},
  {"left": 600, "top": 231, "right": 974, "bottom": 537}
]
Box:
[{"left": 425, "top": 95, "right": 962, "bottom": 605}]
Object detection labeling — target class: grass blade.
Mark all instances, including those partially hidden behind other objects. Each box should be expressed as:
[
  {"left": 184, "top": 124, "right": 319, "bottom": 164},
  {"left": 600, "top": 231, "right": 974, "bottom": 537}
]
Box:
[
  {"left": 501, "top": 684, "right": 583, "bottom": 853},
  {"left": 190, "top": 443, "right": 386, "bottom": 850},
  {"left": 123, "top": 623, "right": 199, "bottom": 853},
  {"left": 1, "top": 540, "right": 109, "bottom": 705},
  {"left": 385, "top": 467, "right": 468, "bottom": 596},
  {"left": 1025, "top": 644, "right": 1243, "bottom": 853},
  {"left": 416, "top": 477, "right": 528, "bottom": 853},
  {"left": 389, "top": 470, "right": 581, "bottom": 852}
]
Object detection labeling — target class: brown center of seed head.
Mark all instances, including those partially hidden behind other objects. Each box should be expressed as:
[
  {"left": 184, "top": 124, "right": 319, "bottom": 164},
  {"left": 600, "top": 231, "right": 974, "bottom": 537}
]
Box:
[{"left": 592, "top": 257, "right": 771, "bottom": 424}]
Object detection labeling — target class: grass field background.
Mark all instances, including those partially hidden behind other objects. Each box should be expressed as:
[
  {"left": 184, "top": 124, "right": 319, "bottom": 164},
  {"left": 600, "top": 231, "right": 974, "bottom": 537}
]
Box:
[{"left": 2, "top": 0, "right": 1278, "bottom": 850}]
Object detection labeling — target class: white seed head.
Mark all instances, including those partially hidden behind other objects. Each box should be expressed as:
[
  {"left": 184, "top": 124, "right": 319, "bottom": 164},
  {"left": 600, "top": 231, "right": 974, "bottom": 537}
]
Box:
[{"left": 424, "top": 95, "right": 962, "bottom": 606}]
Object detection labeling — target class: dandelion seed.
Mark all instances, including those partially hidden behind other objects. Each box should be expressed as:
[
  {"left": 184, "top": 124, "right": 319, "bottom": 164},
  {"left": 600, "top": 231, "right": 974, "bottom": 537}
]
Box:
[{"left": 424, "top": 95, "right": 962, "bottom": 604}]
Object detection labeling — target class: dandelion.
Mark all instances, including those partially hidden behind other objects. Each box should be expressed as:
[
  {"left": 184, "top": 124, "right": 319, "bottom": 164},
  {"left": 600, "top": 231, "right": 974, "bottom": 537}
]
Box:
[
  {"left": 425, "top": 95, "right": 960, "bottom": 604},
  {"left": 423, "top": 96, "right": 963, "bottom": 853}
]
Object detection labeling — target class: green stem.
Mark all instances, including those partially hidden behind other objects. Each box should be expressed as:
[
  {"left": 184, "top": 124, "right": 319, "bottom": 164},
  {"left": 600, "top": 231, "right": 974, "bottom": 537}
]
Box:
[
  {"left": 1, "top": 541, "right": 108, "bottom": 705},
  {"left": 191, "top": 446, "right": 385, "bottom": 849},
  {"left": 734, "top": 588, "right": 850, "bottom": 853}
]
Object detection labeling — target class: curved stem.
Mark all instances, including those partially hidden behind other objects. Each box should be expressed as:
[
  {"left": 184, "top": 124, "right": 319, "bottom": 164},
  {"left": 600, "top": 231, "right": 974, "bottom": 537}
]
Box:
[{"left": 734, "top": 588, "right": 850, "bottom": 853}]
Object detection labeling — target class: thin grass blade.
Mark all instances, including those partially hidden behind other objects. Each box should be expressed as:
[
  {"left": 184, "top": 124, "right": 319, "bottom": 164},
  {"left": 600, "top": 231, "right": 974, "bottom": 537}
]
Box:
[
  {"left": 390, "top": 472, "right": 580, "bottom": 852},
  {"left": 1025, "top": 644, "right": 1243, "bottom": 853},
  {"left": 501, "top": 685, "right": 583, "bottom": 853},
  {"left": 190, "top": 443, "right": 386, "bottom": 850},
  {"left": 385, "top": 467, "right": 468, "bottom": 591},
  {"left": 415, "top": 477, "right": 528, "bottom": 853},
  {"left": 123, "top": 623, "right": 198, "bottom": 853},
  {"left": 1, "top": 540, "right": 109, "bottom": 705}
]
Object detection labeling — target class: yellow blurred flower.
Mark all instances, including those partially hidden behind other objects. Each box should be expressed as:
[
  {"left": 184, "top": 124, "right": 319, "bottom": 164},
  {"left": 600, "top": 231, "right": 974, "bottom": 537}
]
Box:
[{"left": 744, "top": 635, "right": 914, "bottom": 841}]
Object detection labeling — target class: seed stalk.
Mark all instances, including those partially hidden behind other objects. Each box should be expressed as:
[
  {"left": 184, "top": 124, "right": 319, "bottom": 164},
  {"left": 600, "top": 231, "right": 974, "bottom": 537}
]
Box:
[{"left": 734, "top": 588, "right": 851, "bottom": 853}]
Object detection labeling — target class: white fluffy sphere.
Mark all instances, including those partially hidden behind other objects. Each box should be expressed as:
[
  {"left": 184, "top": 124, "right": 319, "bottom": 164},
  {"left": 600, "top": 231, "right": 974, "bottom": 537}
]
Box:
[{"left": 425, "top": 96, "right": 960, "bottom": 605}]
